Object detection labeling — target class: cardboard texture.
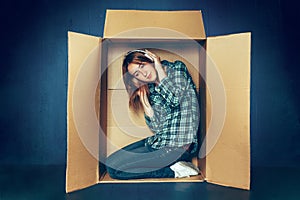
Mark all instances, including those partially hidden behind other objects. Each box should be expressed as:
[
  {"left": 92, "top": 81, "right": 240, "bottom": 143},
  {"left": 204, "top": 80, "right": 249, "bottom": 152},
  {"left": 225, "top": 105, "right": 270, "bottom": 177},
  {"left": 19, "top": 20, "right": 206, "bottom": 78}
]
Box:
[
  {"left": 66, "top": 32, "right": 101, "bottom": 192},
  {"left": 104, "top": 10, "right": 206, "bottom": 39},
  {"left": 205, "top": 33, "right": 251, "bottom": 189},
  {"left": 66, "top": 9, "right": 251, "bottom": 193}
]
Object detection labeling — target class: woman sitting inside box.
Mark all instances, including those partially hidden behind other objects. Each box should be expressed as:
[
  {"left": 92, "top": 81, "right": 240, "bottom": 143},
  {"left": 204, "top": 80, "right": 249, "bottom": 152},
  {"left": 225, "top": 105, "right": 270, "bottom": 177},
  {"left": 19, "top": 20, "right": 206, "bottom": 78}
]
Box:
[{"left": 105, "top": 49, "right": 200, "bottom": 179}]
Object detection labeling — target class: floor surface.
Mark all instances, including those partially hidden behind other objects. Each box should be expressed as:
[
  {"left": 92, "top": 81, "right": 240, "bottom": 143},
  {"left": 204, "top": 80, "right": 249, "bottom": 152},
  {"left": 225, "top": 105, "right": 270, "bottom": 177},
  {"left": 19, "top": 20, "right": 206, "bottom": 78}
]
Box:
[{"left": 0, "top": 165, "right": 299, "bottom": 200}]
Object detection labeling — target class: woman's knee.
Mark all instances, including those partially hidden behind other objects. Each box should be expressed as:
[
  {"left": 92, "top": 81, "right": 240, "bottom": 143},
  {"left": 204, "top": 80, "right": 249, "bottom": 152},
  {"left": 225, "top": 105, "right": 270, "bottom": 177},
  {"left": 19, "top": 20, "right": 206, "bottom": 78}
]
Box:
[
  {"left": 106, "top": 166, "right": 117, "bottom": 179},
  {"left": 106, "top": 166, "right": 129, "bottom": 180}
]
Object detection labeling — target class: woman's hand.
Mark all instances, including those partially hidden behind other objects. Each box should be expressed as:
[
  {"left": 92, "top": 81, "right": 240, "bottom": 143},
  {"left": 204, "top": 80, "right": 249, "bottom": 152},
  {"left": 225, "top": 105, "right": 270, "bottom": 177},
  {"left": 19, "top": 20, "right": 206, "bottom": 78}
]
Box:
[
  {"left": 145, "top": 50, "right": 167, "bottom": 83},
  {"left": 138, "top": 87, "right": 154, "bottom": 118}
]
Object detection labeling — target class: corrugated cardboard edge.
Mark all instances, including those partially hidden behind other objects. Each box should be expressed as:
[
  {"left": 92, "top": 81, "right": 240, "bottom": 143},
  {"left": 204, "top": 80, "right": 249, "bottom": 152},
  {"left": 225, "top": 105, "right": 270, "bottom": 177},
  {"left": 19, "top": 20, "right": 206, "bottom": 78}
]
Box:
[
  {"left": 66, "top": 31, "right": 101, "bottom": 193},
  {"left": 104, "top": 9, "right": 206, "bottom": 39},
  {"left": 205, "top": 32, "right": 251, "bottom": 190}
]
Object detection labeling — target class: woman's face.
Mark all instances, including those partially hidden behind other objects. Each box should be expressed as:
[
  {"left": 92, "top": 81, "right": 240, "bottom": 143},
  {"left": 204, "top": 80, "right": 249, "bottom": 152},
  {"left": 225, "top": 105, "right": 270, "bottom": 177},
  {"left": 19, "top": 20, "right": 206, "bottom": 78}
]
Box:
[{"left": 127, "top": 62, "right": 157, "bottom": 83}]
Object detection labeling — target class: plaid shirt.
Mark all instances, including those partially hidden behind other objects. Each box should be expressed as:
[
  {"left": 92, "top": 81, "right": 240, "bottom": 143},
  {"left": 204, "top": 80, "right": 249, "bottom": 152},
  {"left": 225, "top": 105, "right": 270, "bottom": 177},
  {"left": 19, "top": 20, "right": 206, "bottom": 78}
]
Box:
[{"left": 145, "top": 60, "right": 199, "bottom": 153}]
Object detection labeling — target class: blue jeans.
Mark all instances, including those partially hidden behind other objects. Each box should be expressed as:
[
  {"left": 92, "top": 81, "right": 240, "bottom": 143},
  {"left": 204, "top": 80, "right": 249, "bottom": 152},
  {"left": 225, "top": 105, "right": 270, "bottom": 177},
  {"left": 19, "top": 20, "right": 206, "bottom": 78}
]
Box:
[{"left": 105, "top": 139, "right": 193, "bottom": 180}]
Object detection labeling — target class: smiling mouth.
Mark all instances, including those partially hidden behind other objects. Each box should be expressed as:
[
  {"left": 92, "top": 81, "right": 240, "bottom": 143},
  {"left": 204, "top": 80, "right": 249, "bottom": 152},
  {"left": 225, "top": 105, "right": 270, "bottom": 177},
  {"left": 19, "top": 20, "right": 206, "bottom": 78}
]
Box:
[{"left": 147, "top": 73, "right": 152, "bottom": 79}]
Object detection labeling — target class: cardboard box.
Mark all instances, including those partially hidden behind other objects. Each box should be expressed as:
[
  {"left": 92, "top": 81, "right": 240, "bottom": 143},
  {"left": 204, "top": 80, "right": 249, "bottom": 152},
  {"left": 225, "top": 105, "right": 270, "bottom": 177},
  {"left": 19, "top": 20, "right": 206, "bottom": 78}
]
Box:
[{"left": 66, "top": 10, "right": 251, "bottom": 193}]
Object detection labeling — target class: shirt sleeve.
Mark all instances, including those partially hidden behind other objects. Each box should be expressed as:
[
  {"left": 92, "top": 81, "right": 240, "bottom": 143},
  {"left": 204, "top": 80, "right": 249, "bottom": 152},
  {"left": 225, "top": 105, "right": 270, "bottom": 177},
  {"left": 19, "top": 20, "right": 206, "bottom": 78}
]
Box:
[
  {"left": 155, "top": 60, "right": 191, "bottom": 107},
  {"left": 144, "top": 112, "right": 161, "bottom": 133}
]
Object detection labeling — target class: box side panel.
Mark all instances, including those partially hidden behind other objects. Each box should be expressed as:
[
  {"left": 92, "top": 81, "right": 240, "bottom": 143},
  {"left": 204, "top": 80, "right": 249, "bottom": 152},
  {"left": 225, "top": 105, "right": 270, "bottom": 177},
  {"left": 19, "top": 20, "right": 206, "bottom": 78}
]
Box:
[
  {"left": 205, "top": 33, "right": 251, "bottom": 190},
  {"left": 99, "top": 43, "right": 108, "bottom": 178},
  {"left": 104, "top": 10, "right": 206, "bottom": 39},
  {"left": 66, "top": 32, "right": 101, "bottom": 193},
  {"left": 198, "top": 41, "right": 207, "bottom": 178}
]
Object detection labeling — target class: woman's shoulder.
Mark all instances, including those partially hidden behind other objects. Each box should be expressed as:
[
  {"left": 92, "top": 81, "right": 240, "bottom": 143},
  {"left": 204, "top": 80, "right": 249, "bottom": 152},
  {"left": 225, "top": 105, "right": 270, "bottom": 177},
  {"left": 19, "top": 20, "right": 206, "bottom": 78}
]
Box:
[{"left": 161, "top": 60, "right": 187, "bottom": 70}]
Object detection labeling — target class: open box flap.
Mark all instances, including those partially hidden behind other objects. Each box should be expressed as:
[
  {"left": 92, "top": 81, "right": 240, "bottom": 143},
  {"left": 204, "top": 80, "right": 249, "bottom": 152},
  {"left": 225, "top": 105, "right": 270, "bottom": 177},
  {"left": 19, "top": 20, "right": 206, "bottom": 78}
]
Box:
[
  {"left": 66, "top": 32, "right": 101, "bottom": 193},
  {"left": 205, "top": 32, "right": 251, "bottom": 190},
  {"left": 103, "top": 10, "right": 206, "bottom": 39}
]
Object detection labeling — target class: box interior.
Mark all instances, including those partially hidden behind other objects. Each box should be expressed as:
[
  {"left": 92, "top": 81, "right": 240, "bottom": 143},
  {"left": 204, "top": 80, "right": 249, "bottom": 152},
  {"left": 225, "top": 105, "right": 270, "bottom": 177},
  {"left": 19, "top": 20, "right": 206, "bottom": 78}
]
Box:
[{"left": 99, "top": 39, "right": 206, "bottom": 183}]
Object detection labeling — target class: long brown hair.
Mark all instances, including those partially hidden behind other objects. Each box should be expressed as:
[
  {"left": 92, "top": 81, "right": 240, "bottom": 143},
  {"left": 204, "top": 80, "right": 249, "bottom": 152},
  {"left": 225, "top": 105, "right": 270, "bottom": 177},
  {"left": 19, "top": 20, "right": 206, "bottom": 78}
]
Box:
[{"left": 122, "top": 50, "right": 154, "bottom": 113}]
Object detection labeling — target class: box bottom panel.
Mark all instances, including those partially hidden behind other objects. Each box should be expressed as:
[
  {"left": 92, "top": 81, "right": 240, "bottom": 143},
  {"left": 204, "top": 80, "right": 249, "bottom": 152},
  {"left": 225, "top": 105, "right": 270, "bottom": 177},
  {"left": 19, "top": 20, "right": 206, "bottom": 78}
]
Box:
[{"left": 99, "top": 172, "right": 205, "bottom": 183}]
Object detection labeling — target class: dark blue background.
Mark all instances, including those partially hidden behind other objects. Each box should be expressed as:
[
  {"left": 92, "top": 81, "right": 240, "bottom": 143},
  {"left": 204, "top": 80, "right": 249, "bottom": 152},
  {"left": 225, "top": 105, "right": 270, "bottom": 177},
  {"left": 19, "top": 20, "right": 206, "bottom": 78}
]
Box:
[{"left": 0, "top": 0, "right": 299, "bottom": 167}]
